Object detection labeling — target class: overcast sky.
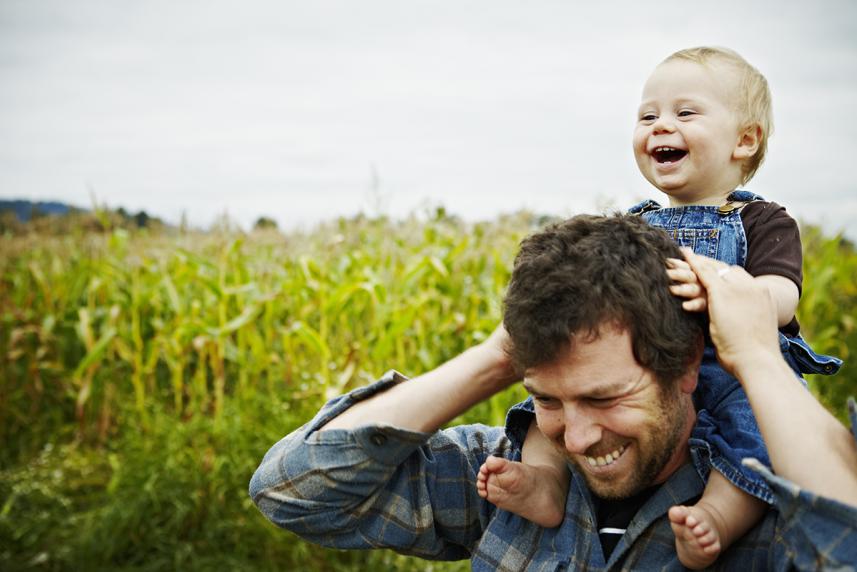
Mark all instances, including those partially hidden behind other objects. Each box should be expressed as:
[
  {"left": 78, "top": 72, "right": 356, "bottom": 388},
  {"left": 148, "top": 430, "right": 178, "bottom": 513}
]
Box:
[{"left": 1, "top": 0, "right": 855, "bottom": 237}]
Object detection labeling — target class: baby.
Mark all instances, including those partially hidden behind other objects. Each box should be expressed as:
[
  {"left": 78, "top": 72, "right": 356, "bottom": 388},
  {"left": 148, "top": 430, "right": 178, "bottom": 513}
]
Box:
[{"left": 476, "top": 46, "right": 841, "bottom": 569}]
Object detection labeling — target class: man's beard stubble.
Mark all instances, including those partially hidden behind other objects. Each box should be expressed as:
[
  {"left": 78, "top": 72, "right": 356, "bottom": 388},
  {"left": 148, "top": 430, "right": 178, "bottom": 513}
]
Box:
[{"left": 567, "top": 383, "right": 689, "bottom": 500}]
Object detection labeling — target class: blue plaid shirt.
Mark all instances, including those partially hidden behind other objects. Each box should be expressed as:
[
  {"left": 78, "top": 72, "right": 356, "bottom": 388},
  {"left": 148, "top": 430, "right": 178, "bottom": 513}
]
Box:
[{"left": 250, "top": 371, "right": 857, "bottom": 571}]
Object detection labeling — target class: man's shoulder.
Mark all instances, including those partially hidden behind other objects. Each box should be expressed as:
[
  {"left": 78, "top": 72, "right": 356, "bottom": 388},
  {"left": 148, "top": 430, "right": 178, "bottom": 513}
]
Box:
[{"left": 434, "top": 422, "right": 514, "bottom": 463}]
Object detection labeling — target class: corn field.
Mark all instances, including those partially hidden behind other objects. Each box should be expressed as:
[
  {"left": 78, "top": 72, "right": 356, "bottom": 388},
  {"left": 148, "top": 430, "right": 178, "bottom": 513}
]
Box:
[{"left": 1, "top": 212, "right": 854, "bottom": 571}]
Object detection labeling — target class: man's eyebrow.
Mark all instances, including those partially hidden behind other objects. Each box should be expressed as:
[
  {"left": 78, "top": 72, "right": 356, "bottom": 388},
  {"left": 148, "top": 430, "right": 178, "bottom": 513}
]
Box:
[
  {"left": 584, "top": 381, "right": 631, "bottom": 399},
  {"left": 523, "top": 379, "right": 633, "bottom": 399},
  {"left": 521, "top": 381, "right": 540, "bottom": 395}
]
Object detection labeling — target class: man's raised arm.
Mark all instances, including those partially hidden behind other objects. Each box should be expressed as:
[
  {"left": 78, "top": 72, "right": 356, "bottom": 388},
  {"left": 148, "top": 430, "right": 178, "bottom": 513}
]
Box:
[
  {"left": 249, "top": 326, "right": 519, "bottom": 559},
  {"left": 683, "top": 248, "right": 857, "bottom": 508},
  {"left": 323, "top": 326, "right": 518, "bottom": 432}
]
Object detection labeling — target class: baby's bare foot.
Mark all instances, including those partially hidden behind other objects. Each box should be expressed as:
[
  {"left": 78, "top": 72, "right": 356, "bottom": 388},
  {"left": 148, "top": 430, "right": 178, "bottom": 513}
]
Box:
[
  {"left": 476, "top": 455, "right": 565, "bottom": 528},
  {"left": 668, "top": 504, "right": 724, "bottom": 569}
]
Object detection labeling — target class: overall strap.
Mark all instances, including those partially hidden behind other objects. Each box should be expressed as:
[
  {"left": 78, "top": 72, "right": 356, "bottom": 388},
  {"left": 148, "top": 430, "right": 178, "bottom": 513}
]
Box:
[
  {"left": 718, "top": 190, "right": 765, "bottom": 216},
  {"left": 627, "top": 199, "right": 663, "bottom": 216}
]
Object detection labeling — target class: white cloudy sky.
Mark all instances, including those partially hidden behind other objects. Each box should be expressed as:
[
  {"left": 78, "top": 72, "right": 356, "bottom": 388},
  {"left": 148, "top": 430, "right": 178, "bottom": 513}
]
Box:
[{"left": 1, "top": 0, "right": 856, "bottom": 236}]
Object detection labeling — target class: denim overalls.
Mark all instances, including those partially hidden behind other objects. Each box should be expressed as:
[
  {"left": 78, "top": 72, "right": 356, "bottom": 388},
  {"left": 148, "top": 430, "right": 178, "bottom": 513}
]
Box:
[{"left": 626, "top": 189, "right": 842, "bottom": 502}]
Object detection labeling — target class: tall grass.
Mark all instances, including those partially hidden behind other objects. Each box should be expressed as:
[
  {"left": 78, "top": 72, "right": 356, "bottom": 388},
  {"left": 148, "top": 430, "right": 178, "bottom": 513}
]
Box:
[
  {"left": 795, "top": 226, "right": 857, "bottom": 423},
  {"left": 1, "top": 215, "right": 523, "bottom": 456},
  {"left": 0, "top": 212, "right": 854, "bottom": 570}
]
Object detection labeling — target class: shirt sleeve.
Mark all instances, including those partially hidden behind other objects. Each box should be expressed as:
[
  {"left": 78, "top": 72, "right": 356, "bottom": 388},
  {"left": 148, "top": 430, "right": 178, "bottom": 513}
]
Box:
[
  {"left": 750, "top": 398, "right": 857, "bottom": 570},
  {"left": 741, "top": 201, "right": 803, "bottom": 294},
  {"left": 248, "top": 371, "right": 509, "bottom": 560}
]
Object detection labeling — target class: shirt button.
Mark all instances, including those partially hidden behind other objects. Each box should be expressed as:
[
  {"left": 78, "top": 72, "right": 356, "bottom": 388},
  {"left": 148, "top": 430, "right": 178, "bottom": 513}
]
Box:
[{"left": 370, "top": 433, "right": 387, "bottom": 446}]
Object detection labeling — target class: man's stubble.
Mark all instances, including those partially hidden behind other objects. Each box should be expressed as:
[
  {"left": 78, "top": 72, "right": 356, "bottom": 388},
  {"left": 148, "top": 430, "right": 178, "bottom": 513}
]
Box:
[{"left": 565, "top": 383, "right": 689, "bottom": 500}]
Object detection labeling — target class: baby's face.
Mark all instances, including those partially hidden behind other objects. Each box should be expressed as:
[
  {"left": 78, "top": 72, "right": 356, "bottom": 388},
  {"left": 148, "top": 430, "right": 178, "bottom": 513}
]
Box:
[{"left": 632, "top": 60, "right": 746, "bottom": 206}]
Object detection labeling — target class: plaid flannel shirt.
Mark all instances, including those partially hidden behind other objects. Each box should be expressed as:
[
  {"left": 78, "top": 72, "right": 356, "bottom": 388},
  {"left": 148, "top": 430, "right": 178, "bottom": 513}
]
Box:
[{"left": 250, "top": 371, "right": 857, "bottom": 571}]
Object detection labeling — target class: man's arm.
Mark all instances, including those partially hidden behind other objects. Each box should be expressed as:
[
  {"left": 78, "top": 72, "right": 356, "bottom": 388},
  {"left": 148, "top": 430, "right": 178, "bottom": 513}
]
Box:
[
  {"left": 324, "top": 326, "right": 518, "bottom": 432},
  {"left": 683, "top": 248, "right": 857, "bottom": 506},
  {"left": 249, "top": 328, "right": 519, "bottom": 558}
]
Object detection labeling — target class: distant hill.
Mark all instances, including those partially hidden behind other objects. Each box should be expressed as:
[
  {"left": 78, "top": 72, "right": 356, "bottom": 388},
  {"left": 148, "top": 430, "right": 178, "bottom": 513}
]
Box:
[
  {"left": 1, "top": 199, "right": 167, "bottom": 233},
  {"left": 0, "top": 200, "right": 85, "bottom": 221}
]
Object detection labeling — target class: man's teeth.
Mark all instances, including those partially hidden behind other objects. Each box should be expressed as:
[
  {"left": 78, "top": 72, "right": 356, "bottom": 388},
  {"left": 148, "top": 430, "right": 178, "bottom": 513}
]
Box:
[{"left": 586, "top": 445, "right": 626, "bottom": 467}]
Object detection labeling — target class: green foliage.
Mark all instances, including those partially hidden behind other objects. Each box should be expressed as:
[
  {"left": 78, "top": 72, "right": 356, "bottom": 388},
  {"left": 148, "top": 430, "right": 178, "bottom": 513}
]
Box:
[
  {"left": 0, "top": 212, "right": 534, "bottom": 570},
  {"left": 797, "top": 228, "right": 857, "bottom": 424},
  {"left": 253, "top": 217, "right": 278, "bottom": 231},
  {"left": 0, "top": 212, "right": 854, "bottom": 570}
]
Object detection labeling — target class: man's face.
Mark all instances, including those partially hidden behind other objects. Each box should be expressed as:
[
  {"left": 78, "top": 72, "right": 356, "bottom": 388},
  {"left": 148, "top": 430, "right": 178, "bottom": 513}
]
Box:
[{"left": 524, "top": 327, "right": 697, "bottom": 499}]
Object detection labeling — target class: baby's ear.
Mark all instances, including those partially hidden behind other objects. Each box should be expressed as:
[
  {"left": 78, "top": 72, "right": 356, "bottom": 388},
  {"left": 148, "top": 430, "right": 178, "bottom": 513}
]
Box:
[{"left": 733, "top": 124, "right": 762, "bottom": 160}]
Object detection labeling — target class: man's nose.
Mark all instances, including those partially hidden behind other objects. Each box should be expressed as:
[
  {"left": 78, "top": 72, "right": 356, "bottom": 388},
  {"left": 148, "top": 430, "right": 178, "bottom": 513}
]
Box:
[{"left": 562, "top": 406, "right": 602, "bottom": 455}]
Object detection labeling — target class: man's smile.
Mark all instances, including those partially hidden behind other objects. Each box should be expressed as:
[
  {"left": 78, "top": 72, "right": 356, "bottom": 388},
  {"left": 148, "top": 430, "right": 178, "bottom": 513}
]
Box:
[{"left": 584, "top": 443, "right": 628, "bottom": 469}]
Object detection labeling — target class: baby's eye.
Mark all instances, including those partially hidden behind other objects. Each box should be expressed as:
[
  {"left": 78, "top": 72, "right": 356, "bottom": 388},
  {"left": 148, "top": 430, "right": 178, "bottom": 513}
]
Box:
[
  {"left": 677, "top": 110, "right": 696, "bottom": 118},
  {"left": 639, "top": 113, "right": 657, "bottom": 122}
]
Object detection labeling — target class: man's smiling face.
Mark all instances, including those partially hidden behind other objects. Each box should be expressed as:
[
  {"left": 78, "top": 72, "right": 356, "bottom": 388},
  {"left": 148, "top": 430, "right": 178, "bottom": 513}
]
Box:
[{"left": 524, "top": 326, "right": 698, "bottom": 499}]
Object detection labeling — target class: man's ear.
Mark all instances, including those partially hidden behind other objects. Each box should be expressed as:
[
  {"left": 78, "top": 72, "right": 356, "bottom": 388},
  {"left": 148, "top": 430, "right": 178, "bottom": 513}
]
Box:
[
  {"left": 678, "top": 335, "right": 704, "bottom": 395},
  {"left": 733, "top": 123, "right": 762, "bottom": 160}
]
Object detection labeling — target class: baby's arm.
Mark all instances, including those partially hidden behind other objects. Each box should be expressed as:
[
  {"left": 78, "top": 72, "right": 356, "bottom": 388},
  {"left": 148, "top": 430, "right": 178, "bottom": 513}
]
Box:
[
  {"left": 667, "top": 260, "right": 797, "bottom": 328},
  {"left": 753, "top": 275, "right": 798, "bottom": 327}
]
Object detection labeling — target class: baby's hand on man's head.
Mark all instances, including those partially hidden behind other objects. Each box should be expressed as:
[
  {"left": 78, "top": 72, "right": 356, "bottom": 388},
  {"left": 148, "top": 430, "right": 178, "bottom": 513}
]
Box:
[{"left": 666, "top": 257, "right": 708, "bottom": 312}]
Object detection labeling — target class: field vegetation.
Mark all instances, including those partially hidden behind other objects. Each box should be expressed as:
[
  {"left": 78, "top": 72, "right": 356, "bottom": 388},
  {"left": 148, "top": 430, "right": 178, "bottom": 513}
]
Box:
[{"left": 1, "top": 210, "right": 854, "bottom": 571}]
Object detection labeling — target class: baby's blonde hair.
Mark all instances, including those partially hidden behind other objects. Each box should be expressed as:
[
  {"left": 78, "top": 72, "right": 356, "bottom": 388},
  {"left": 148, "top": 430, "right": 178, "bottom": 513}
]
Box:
[{"left": 664, "top": 46, "right": 773, "bottom": 185}]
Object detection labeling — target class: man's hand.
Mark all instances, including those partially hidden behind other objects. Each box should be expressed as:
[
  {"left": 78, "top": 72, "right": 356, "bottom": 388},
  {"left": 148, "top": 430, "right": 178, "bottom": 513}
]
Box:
[
  {"left": 680, "top": 248, "right": 780, "bottom": 378},
  {"left": 680, "top": 250, "right": 857, "bottom": 509},
  {"left": 480, "top": 324, "right": 520, "bottom": 385},
  {"left": 667, "top": 257, "right": 708, "bottom": 312},
  {"left": 323, "top": 322, "right": 519, "bottom": 433}
]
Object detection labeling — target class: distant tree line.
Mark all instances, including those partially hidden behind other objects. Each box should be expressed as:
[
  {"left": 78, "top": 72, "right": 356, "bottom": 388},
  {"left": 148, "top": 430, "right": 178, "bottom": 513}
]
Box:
[{"left": 0, "top": 200, "right": 165, "bottom": 235}]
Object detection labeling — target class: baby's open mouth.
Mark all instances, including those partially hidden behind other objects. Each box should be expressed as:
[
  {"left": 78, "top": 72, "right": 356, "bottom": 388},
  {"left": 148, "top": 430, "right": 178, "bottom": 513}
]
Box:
[{"left": 652, "top": 146, "right": 688, "bottom": 164}]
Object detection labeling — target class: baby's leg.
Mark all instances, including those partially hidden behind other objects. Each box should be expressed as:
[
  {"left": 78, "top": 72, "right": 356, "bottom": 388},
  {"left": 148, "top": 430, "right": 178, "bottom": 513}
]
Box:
[
  {"left": 668, "top": 470, "right": 766, "bottom": 569},
  {"left": 476, "top": 419, "right": 569, "bottom": 527}
]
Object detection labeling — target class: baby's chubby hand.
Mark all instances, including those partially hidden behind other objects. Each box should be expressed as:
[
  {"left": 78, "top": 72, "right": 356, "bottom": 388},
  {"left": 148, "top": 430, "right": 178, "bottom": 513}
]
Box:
[{"left": 666, "top": 257, "right": 708, "bottom": 312}]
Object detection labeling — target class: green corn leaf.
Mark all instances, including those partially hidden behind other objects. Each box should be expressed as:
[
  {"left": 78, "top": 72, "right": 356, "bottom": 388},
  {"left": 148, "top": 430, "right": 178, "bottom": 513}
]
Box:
[{"left": 73, "top": 326, "right": 117, "bottom": 379}]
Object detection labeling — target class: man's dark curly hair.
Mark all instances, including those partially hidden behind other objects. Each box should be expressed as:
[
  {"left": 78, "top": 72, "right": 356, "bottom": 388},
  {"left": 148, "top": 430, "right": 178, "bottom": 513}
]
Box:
[{"left": 503, "top": 213, "right": 704, "bottom": 385}]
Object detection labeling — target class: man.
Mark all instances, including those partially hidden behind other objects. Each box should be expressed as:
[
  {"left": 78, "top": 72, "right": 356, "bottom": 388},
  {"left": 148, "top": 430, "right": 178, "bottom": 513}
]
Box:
[{"left": 250, "top": 214, "right": 857, "bottom": 570}]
